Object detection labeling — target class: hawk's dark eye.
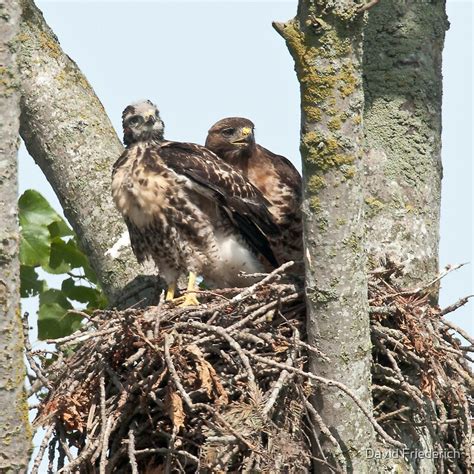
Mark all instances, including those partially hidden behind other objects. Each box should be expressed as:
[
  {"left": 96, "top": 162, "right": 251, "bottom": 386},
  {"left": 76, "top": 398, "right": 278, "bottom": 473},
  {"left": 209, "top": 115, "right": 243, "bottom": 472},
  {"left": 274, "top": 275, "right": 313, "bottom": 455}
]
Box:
[
  {"left": 221, "top": 128, "right": 235, "bottom": 137},
  {"left": 128, "top": 116, "right": 144, "bottom": 127}
]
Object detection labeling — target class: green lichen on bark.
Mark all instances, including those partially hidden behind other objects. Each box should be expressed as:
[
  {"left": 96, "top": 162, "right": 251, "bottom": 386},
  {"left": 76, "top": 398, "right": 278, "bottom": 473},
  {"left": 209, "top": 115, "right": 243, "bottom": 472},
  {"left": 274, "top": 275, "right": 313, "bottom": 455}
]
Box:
[
  {"left": 301, "top": 130, "right": 355, "bottom": 172},
  {"left": 363, "top": 0, "right": 447, "bottom": 287},
  {"left": 0, "top": 66, "right": 16, "bottom": 96},
  {"left": 307, "top": 174, "right": 327, "bottom": 192},
  {"left": 274, "top": 1, "right": 376, "bottom": 470},
  {"left": 274, "top": 9, "right": 364, "bottom": 223},
  {"left": 327, "top": 115, "right": 342, "bottom": 131},
  {"left": 365, "top": 195, "right": 385, "bottom": 217},
  {"left": 363, "top": 3, "right": 449, "bottom": 467}
]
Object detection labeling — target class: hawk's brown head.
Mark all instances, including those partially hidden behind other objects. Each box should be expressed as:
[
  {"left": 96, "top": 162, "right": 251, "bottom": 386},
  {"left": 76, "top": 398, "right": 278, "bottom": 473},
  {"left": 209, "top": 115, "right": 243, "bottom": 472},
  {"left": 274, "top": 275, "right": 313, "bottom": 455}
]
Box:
[
  {"left": 122, "top": 100, "right": 165, "bottom": 146},
  {"left": 205, "top": 117, "right": 256, "bottom": 158}
]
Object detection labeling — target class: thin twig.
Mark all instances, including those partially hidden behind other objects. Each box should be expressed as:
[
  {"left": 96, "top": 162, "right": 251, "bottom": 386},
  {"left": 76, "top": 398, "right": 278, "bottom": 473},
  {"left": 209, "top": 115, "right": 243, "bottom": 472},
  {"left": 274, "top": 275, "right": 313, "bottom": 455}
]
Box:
[
  {"left": 99, "top": 374, "right": 112, "bottom": 474},
  {"left": 390, "top": 263, "right": 467, "bottom": 298},
  {"left": 128, "top": 429, "right": 139, "bottom": 474},
  {"left": 245, "top": 352, "right": 405, "bottom": 449},
  {"left": 440, "top": 318, "right": 474, "bottom": 346},
  {"left": 133, "top": 447, "right": 199, "bottom": 464},
  {"left": 376, "top": 406, "right": 411, "bottom": 423},
  {"left": 173, "top": 321, "right": 255, "bottom": 383},
  {"left": 439, "top": 295, "right": 473, "bottom": 316},
  {"left": 31, "top": 425, "right": 54, "bottom": 474}
]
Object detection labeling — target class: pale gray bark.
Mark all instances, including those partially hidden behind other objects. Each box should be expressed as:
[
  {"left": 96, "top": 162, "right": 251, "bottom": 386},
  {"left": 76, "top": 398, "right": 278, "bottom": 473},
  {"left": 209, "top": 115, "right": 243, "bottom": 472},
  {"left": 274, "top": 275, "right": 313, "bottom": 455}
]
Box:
[
  {"left": 363, "top": 2, "right": 449, "bottom": 472},
  {"left": 0, "top": 0, "right": 32, "bottom": 469},
  {"left": 17, "top": 0, "right": 157, "bottom": 306},
  {"left": 363, "top": 0, "right": 448, "bottom": 289},
  {"left": 274, "top": 1, "right": 376, "bottom": 471}
]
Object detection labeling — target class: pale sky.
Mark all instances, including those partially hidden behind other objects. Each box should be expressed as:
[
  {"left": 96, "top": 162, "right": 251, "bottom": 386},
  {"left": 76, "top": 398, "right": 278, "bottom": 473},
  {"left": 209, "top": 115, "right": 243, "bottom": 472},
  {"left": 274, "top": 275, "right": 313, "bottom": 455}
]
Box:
[
  {"left": 18, "top": 2, "right": 472, "bottom": 469},
  {"left": 19, "top": 0, "right": 472, "bottom": 329}
]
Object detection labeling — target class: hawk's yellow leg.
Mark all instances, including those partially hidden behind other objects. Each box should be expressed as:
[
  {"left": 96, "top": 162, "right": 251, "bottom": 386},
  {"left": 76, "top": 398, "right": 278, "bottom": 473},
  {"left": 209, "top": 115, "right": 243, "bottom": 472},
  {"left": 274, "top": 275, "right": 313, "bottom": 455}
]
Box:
[
  {"left": 165, "top": 282, "right": 176, "bottom": 302},
  {"left": 164, "top": 274, "right": 199, "bottom": 307},
  {"left": 179, "top": 271, "right": 200, "bottom": 307}
]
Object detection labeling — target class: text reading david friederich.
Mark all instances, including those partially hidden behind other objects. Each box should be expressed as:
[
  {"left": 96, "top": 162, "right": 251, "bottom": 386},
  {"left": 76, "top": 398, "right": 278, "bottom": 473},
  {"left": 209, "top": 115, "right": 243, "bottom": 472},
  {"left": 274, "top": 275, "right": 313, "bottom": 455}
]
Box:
[{"left": 366, "top": 449, "right": 460, "bottom": 460}]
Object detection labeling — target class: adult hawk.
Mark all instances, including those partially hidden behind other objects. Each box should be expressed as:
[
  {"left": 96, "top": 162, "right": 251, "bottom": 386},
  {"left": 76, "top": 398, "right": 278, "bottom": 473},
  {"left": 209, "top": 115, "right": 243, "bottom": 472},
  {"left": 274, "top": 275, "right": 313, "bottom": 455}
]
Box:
[
  {"left": 112, "top": 101, "right": 279, "bottom": 305},
  {"left": 205, "top": 117, "right": 303, "bottom": 274}
]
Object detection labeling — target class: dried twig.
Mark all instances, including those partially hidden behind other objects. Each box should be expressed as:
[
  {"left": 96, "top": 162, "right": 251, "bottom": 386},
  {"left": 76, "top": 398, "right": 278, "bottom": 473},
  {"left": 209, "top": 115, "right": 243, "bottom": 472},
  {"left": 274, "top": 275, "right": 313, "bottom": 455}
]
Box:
[
  {"left": 31, "top": 425, "right": 54, "bottom": 474},
  {"left": 27, "top": 262, "right": 472, "bottom": 472},
  {"left": 439, "top": 295, "right": 473, "bottom": 316},
  {"left": 245, "top": 352, "right": 405, "bottom": 449},
  {"left": 440, "top": 317, "right": 474, "bottom": 346}
]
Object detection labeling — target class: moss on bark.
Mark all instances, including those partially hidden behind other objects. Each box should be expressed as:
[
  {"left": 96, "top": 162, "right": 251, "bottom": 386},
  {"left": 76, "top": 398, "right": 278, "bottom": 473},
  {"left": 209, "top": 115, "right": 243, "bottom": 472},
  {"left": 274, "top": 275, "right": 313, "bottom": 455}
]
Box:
[
  {"left": 275, "top": 1, "right": 376, "bottom": 470},
  {"left": 363, "top": 0, "right": 448, "bottom": 289}
]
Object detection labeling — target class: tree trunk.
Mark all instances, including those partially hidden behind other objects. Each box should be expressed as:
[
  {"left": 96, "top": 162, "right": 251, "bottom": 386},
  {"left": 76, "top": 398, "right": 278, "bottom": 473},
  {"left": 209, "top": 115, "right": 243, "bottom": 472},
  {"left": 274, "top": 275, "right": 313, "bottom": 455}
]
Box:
[
  {"left": 0, "top": 0, "right": 32, "bottom": 469},
  {"left": 274, "top": 1, "right": 376, "bottom": 470},
  {"left": 363, "top": 0, "right": 448, "bottom": 288},
  {"left": 363, "top": 2, "right": 449, "bottom": 472},
  {"left": 17, "top": 0, "right": 157, "bottom": 307}
]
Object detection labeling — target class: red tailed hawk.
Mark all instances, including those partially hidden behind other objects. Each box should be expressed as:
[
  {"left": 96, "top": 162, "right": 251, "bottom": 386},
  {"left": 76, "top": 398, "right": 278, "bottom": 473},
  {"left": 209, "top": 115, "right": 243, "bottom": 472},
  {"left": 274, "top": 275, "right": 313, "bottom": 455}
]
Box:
[
  {"left": 205, "top": 117, "right": 303, "bottom": 274},
  {"left": 112, "top": 101, "right": 279, "bottom": 306}
]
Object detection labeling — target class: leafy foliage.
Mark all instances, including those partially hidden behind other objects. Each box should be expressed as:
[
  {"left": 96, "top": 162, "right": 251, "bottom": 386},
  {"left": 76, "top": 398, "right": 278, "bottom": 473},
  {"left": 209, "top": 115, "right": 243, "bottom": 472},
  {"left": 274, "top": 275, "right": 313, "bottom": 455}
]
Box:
[{"left": 19, "top": 190, "right": 107, "bottom": 339}]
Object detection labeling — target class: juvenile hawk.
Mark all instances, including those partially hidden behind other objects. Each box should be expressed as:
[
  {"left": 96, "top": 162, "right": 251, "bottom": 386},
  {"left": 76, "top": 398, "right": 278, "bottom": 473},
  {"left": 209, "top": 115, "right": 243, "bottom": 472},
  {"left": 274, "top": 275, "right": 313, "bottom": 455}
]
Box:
[
  {"left": 112, "top": 101, "right": 279, "bottom": 305},
  {"left": 205, "top": 117, "right": 303, "bottom": 274}
]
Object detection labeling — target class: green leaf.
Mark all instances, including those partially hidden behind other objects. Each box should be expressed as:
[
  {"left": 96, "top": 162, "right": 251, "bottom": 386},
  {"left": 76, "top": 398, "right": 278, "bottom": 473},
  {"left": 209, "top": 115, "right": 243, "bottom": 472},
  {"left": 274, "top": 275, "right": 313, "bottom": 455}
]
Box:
[
  {"left": 39, "top": 288, "right": 72, "bottom": 307},
  {"left": 62, "top": 278, "right": 94, "bottom": 303},
  {"left": 37, "top": 289, "right": 82, "bottom": 340},
  {"left": 48, "top": 220, "right": 73, "bottom": 238},
  {"left": 47, "top": 239, "right": 75, "bottom": 274},
  {"left": 46, "top": 238, "right": 95, "bottom": 275},
  {"left": 18, "top": 191, "right": 106, "bottom": 339},
  {"left": 20, "top": 224, "right": 51, "bottom": 267},
  {"left": 81, "top": 257, "right": 98, "bottom": 284},
  {"left": 18, "top": 190, "right": 73, "bottom": 268},
  {"left": 18, "top": 190, "right": 70, "bottom": 231},
  {"left": 20, "top": 265, "right": 47, "bottom": 297}
]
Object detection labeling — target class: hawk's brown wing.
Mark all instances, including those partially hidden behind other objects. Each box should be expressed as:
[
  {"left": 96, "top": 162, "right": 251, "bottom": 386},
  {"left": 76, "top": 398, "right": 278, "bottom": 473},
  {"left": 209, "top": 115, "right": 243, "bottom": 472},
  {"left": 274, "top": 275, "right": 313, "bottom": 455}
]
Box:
[
  {"left": 257, "top": 145, "right": 302, "bottom": 199},
  {"left": 150, "top": 141, "right": 280, "bottom": 268}
]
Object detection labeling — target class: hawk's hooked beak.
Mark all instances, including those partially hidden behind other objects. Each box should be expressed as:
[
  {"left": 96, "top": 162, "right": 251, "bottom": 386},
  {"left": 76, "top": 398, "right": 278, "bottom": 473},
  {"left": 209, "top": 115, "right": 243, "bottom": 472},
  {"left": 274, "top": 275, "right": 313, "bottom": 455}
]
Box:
[
  {"left": 145, "top": 114, "right": 156, "bottom": 126},
  {"left": 231, "top": 127, "right": 253, "bottom": 145},
  {"left": 241, "top": 127, "right": 252, "bottom": 137}
]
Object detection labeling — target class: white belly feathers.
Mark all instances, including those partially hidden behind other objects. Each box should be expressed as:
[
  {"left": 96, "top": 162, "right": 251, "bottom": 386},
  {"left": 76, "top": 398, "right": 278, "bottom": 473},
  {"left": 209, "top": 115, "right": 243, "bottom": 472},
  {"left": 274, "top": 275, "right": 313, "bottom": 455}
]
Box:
[{"left": 207, "top": 232, "right": 264, "bottom": 287}]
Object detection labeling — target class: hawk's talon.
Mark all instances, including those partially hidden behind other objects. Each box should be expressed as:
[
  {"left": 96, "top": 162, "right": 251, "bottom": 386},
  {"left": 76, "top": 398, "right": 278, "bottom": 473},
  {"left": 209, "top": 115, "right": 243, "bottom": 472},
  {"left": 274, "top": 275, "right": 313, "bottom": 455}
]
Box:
[
  {"left": 164, "top": 293, "right": 199, "bottom": 307},
  {"left": 180, "top": 271, "right": 200, "bottom": 307},
  {"left": 178, "top": 292, "right": 200, "bottom": 307},
  {"left": 164, "top": 272, "right": 200, "bottom": 307}
]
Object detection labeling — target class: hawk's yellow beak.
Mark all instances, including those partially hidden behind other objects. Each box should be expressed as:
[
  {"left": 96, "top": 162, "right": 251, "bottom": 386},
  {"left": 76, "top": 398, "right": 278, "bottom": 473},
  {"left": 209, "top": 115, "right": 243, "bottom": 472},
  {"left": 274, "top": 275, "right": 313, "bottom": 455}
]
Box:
[{"left": 231, "top": 126, "right": 253, "bottom": 145}]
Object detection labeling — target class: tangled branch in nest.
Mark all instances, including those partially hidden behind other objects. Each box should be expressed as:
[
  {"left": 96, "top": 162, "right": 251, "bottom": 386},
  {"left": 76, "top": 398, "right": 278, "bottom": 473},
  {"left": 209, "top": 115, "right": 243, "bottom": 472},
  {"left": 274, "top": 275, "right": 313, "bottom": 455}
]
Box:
[
  {"left": 369, "top": 263, "right": 473, "bottom": 473},
  {"left": 26, "top": 263, "right": 473, "bottom": 473}
]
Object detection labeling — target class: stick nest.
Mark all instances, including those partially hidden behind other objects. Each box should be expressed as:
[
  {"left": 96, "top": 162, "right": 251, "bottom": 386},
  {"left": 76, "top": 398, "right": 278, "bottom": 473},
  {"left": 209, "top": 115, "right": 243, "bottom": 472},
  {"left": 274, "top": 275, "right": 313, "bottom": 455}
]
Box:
[{"left": 27, "top": 263, "right": 473, "bottom": 473}]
